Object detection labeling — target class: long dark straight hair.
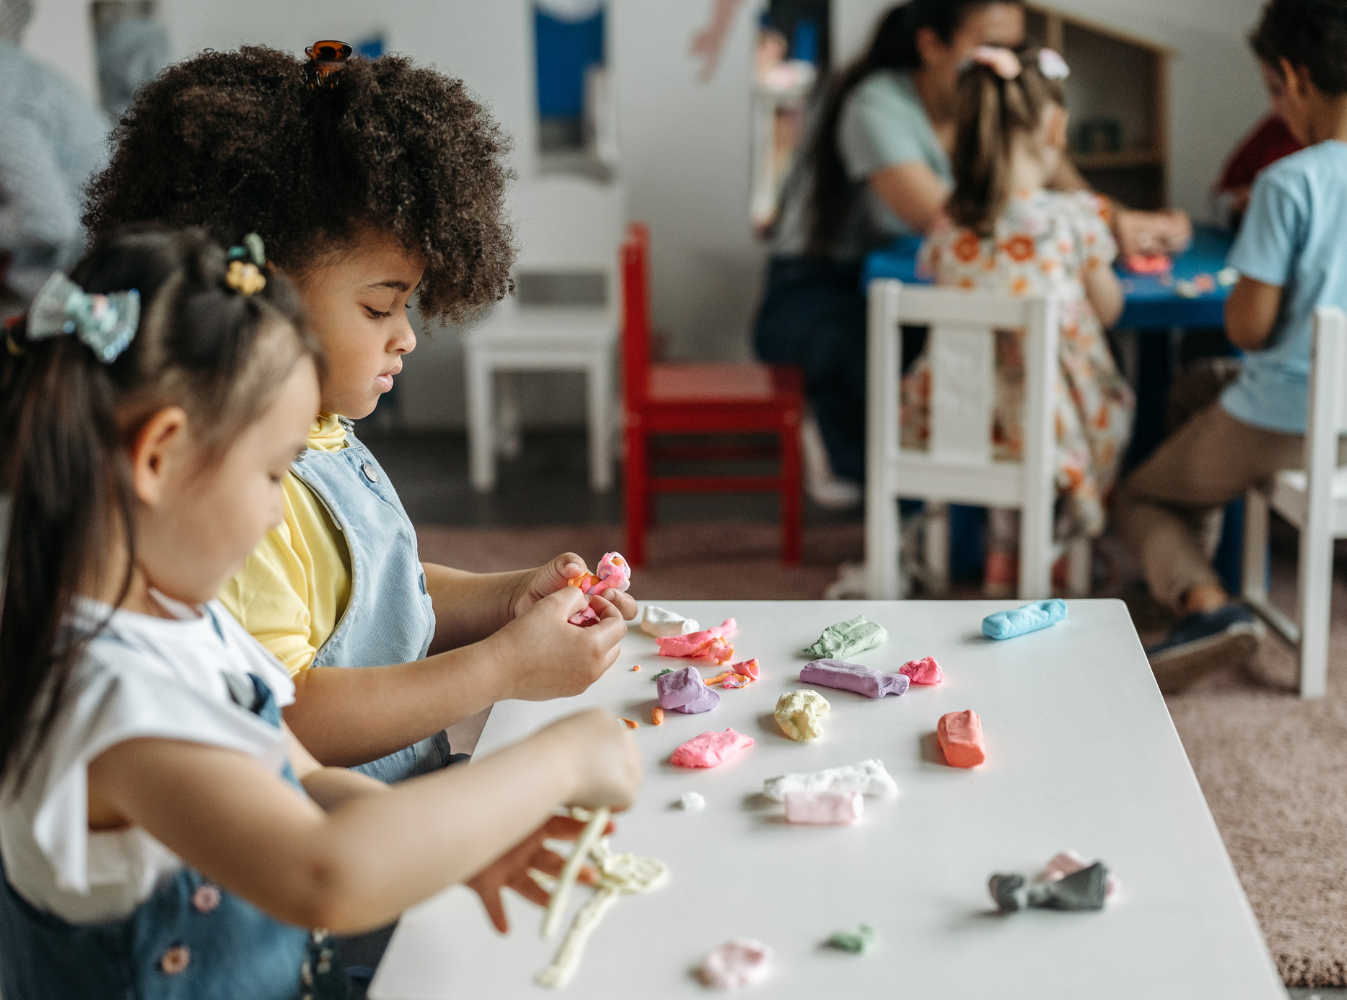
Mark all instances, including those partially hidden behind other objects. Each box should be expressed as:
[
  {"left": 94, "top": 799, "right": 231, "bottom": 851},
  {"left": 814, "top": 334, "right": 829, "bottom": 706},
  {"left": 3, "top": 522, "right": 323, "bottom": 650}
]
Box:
[
  {"left": 805, "top": 0, "right": 1021, "bottom": 254},
  {"left": 0, "top": 226, "right": 320, "bottom": 793},
  {"left": 947, "top": 47, "right": 1066, "bottom": 235}
]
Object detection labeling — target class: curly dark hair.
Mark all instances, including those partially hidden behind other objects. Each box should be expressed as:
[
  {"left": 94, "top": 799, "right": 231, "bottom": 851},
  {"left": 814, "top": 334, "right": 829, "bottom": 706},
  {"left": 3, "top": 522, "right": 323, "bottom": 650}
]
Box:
[
  {"left": 83, "top": 46, "right": 516, "bottom": 323},
  {"left": 1251, "top": 0, "right": 1347, "bottom": 95}
]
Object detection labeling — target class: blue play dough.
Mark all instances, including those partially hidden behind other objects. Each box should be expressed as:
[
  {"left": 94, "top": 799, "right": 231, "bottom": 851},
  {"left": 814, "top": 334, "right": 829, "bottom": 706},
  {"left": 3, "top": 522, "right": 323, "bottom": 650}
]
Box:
[{"left": 982, "top": 600, "right": 1068, "bottom": 640}]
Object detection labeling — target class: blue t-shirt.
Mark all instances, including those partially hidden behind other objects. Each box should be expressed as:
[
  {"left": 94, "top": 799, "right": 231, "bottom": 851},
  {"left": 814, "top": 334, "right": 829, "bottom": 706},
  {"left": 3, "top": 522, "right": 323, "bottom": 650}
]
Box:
[{"left": 1222, "top": 141, "right": 1347, "bottom": 434}]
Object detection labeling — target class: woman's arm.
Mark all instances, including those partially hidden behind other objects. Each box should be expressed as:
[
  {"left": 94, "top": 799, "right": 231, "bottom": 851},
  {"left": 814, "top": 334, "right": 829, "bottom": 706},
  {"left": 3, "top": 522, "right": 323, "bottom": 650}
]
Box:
[
  {"left": 869, "top": 162, "right": 951, "bottom": 234},
  {"left": 1225, "top": 276, "right": 1282, "bottom": 352},
  {"left": 422, "top": 552, "right": 637, "bottom": 655},
  {"left": 86, "top": 708, "right": 641, "bottom": 935},
  {"left": 287, "top": 589, "right": 627, "bottom": 768}
]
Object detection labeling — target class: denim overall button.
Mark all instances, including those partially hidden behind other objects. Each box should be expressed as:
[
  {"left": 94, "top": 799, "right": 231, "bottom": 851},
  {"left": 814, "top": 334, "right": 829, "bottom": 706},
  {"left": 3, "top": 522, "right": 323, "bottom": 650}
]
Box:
[
  {"left": 361, "top": 462, "right": 379, "bottom": 483},
  {"left": 160, "top": 945, "right": 191, "bottom": 975},
  {"left": 192, "top": 885, "right": 221, "bottom": 913}
]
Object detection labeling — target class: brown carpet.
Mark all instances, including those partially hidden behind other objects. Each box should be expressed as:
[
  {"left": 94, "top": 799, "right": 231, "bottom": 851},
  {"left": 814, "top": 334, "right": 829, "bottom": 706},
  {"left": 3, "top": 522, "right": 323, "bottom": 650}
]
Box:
[{"left": 417, "top": 521, "right": 1347, "bottom": 987}]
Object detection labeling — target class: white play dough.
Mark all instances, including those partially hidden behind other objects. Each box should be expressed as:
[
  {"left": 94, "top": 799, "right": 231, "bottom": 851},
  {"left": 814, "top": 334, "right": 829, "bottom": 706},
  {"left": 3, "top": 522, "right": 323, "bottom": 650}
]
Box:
[{"left": 640, "top": 605, "right": 701, "bottom": 638}]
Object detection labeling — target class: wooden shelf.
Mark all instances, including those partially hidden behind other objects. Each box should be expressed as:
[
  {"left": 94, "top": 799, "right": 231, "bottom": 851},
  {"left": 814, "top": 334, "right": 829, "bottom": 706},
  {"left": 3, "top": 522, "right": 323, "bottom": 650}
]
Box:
[{"left": 1072, "top": 149, "right": 1165, "bottom": 170}]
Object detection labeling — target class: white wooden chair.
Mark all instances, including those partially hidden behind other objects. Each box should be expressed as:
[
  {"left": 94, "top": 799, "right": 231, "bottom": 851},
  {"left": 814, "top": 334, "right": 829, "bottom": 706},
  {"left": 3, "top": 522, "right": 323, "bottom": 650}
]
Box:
[
  {"left": 464, "top": 176, "right": 624, "bottom": 493},
  {"left": 864, "top": 279, "right": 1090, "bottom": 600},
  {"left": 1241, "top": 306, "right": 1347, "bottom": 699}
]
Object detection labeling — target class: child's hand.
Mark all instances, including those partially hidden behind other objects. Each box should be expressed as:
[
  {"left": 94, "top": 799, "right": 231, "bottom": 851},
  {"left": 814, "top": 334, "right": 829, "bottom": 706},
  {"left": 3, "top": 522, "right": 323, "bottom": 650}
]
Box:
[
  {"left": 492, "top": 588, "right": 627, "bottom": 700},
  {"left": 466, "top": 813, "right": 613, "bottom": 934},
  {"left": 539, "top": 707, "right": 643, "bottom": 811},
  {"left": 510, "top": 552, "right": 638, "bottom": 622}
]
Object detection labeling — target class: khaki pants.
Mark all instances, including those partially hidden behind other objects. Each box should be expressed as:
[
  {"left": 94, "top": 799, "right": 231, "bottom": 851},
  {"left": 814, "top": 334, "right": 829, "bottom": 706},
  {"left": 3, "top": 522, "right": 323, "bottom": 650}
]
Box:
[{"left": 1113, "top": 359, "right": 1304, "bottom": 611}]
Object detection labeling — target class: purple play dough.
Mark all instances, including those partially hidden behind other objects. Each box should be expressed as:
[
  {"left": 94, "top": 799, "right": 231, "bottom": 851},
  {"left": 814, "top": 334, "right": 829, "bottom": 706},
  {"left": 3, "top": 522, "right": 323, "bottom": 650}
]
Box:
[
  {"left": 656, "top": 665, "right": 721, "bottom": 714},
  {"left": 799, "top": 659, "right": 910, "bottom": 699}
]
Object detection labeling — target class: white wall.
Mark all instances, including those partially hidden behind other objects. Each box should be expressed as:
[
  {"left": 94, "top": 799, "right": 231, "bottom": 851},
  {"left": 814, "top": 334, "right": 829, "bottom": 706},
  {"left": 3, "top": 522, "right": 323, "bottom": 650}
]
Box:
[
  {"left": 23, "top": 0, "right": 97, "bottom": 98},
  {"left": 833, "top": 0, "right": 1270, "bottom": 220}
]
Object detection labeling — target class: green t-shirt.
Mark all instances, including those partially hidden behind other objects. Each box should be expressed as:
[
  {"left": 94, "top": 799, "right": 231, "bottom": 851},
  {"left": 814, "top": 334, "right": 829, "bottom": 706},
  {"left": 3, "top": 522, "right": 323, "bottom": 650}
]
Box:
[{"left": 773, "top": 69, "right": 952, "bottom": 261}]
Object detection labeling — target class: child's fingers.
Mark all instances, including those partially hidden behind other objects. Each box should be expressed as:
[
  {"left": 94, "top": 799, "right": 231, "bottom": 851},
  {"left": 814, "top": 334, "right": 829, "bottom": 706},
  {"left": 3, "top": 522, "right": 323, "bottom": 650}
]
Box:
[
  {"left": 478, "top": 888, "right": 509, "bottom": 934},
  {"left": 552, "top": 551, "right": 588, "bottom": 584},
  {"left": 511, "top": 872, "right": 552, "bottom": 910},
  {"left": 602, "top": 589, "right": 639, "bottom": 620}
]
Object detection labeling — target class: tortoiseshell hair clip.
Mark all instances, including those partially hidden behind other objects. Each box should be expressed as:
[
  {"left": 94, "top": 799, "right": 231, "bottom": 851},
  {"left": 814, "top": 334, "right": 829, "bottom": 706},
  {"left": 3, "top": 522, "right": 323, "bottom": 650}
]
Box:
[{"left": 304, "top": 40, "right": 353, "bottom": 91}]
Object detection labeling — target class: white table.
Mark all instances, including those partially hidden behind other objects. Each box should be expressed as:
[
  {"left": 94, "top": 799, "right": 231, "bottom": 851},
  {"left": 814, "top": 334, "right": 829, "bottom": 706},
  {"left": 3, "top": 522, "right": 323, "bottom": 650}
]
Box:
[{"left": 370, "top": 600, "right": 1285, "bottom": 1000}]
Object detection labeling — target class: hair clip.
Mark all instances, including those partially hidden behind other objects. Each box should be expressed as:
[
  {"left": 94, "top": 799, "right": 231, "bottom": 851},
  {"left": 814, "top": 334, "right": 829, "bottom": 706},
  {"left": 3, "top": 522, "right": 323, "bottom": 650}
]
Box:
[
  {"left": 969, "top": 46, "right": 1022, "bottom": 81},
  {"left": 226, "top": 233, "right": 268, "bottom": 295},
  {"left": 5, "top": 316, "right": 25, "bottom": 357},
  {"left": 304, "top": 39, "right": 353, "bottom": 91},
  {"left": 1038, "top": 48, "right": 1070, "bottom": 81},
  {"left": 27, "top": 272, "right": 140, "bottom": 363}
]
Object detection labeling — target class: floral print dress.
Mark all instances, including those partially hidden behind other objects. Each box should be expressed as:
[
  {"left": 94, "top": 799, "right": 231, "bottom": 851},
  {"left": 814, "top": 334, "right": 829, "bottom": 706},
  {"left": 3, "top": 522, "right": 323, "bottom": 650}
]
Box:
[{"left": 902, "top": 190, "right": 1135, "bottom": 538}]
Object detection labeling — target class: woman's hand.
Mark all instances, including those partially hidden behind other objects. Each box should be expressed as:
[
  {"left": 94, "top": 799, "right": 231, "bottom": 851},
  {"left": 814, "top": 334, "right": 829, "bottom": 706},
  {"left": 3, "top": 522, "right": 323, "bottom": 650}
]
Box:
[
  {"left": 466, "top": 813, "right": 611, "bottom": 933},
  {"left": 510, "top": 552, "right": 637, "bottom": 622},
  {"left": 1114, "top": 209, "right": 1192, "bottom": 257},
  {"left": 491, "top": 589, "right": 627, "bottom": 701}
]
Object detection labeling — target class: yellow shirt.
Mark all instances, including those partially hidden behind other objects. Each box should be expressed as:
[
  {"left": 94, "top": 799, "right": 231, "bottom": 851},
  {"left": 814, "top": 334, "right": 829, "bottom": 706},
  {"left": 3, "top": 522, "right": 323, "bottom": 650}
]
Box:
[{"left": 218, "top": 414, "right": 353, "bottom": 676}]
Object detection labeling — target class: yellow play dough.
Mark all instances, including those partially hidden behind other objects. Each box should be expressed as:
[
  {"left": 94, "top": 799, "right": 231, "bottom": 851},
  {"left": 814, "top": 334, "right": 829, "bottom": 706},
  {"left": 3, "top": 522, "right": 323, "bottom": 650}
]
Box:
[{"left": 774, "top": 689, "right": 830, "bottom": 742}]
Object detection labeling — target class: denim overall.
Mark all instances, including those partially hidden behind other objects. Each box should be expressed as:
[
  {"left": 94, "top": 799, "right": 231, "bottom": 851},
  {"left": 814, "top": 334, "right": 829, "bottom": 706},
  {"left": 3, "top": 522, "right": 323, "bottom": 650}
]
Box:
[
  {"left": 290, "top": 419, "right": 450, "bottom": 784},
  {"left": 0, "top": 674, "right": 358, "bottom": 1000}
]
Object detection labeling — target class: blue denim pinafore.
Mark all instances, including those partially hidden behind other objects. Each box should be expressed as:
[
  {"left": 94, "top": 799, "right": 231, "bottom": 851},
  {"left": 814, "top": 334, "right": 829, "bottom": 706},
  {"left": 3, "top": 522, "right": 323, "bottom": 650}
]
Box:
[
  {"left": 0, "top": 675, "right": 357, "bottom": 1000},
  {"left": 290, "top": 420, "right": 449, "bottom": 784}
]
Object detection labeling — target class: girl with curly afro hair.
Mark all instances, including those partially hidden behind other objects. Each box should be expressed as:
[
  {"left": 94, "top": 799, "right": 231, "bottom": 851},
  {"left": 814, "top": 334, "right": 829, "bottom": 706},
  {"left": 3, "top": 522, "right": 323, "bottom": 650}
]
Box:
[{"left": 84, "top": 45, "right": 639, "bottom": 794}]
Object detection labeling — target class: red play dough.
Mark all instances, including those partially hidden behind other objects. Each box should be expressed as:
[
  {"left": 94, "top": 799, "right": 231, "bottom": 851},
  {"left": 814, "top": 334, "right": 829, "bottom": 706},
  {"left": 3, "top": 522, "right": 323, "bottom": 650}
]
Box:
[
  {"left": 937, "top": 710, "right": 985, "bottom": 768},
  {"left": 899, "top": 656, "right": 943, "bottom": 685}
]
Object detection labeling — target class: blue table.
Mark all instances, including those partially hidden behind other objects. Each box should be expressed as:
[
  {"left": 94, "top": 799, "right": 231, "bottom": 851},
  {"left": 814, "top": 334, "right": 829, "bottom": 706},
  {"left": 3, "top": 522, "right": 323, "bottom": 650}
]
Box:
[
  {"left": 862, "top": 225, "right": 1234, "bottom": 329},
  {"left": 863, "top": 226, "right": 1249, "bottom": 591}
]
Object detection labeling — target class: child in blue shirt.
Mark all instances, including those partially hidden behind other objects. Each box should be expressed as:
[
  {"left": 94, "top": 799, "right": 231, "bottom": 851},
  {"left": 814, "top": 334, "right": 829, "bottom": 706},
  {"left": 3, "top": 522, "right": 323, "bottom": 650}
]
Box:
[{"left": 1116, "top": 0, "right": 1347, "bottom": 691}]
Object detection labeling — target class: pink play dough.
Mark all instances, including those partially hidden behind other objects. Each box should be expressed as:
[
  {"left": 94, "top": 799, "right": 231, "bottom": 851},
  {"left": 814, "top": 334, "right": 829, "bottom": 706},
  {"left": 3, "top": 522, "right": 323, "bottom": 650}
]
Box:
[
  {"left": 783, "top": 789, "right": 864, "bottom": 825},
  {"left": 898, "top": 656, "right": 943, "bottom": 685},
  {"left": 670, "top": 728, "right": 754, "bottom": 769},
  {"left": 699, "top": 939, "right": 773, "bottom": 989},
  {"left": 656, "top": 619, "right": 737, "bottom": 658}
]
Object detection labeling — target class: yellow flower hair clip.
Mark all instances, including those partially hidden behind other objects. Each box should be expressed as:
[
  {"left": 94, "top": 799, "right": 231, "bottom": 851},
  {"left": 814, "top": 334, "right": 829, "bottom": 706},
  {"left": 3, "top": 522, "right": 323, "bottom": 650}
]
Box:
[
  {"left": 226, "top": 260, "right": 267, "bottom": 296},
  {"left": 225, "top": 233, "right": 268, "bottom": 296}
]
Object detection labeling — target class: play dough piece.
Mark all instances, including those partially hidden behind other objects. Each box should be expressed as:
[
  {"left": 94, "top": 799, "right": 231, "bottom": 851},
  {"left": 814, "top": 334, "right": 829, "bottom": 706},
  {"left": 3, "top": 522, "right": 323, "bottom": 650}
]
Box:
[
  {"left": 989, "top": 872, "right": 1026, "bottom": 912},
  {"left": 671, "top": 729, "right": 754, "bottom": 768},
  {"left": 1027, "top": 862, "right": 1109, "bottom": 911},
  {"left": 774, "top": 690, "right": 830, "bottom": 742},
  {"left": 536, "top": 850, "right": 669, "bottom": 989},
  {"left": 803, "top": 615, "right": 888, "bottom": 659},
  {"left": 937, "top": 710, "right": 985, "bottom": 767},
  {"left": 827, "top": 924, "right": 879, "bottom": 954},
  {"left": 799, "top": 659, "right": 909, "bottom": 700},
  {"left": 651, "top": 706, "right": 664, "bottom": 726},
  {"left": 762, "top": 759, "right": 897, "bottom": 802},
  {"left": 656, "top": 665, "right": 721, "bottom": 714},
  {"left": 721, "top": 672, "right": 751, "bottom": 689},
  {"left": 568, "top": 551, "right": 631, "bottom": 595},
  {"left": 981, "top": 599, "right": 1067, "bottom": 640},
  {"left": 640, "top": 605, "right": 701, "bottom": 638},
  {"left": 678, "top": 792, "right": 706, "bottom": 811},
  {"left": 784, "top": 789, "right": 864, "bottom": 825},
  {"left": 898, "top": 656, "right": 943, "bottom": 685},
  {"left": 541, "top": 807, "right": 611, "bottom": 940},
  {"left": 656, "top": 618, "right": 737, "bottom": 658},
  {"left": 1043, "top": 850, "right": 1119, "bottom": 897},
  {"left": 699, "top": 940, "right": 773, "bottom": 990},
  {"left": 620, "top": 718, "right": 639, "bottom": 729},
  {"left": 703, "top": 671, "right": 733, "bottom": 686},
  {"left": 731, "top": 658, "right": 760, "bottom": 679}
]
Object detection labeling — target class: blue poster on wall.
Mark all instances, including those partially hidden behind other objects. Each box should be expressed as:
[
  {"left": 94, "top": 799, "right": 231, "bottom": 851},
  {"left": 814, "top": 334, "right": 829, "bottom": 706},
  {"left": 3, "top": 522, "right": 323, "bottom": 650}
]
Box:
[{"left": 535, "top": 4, "right": 604, "bottom": 119}]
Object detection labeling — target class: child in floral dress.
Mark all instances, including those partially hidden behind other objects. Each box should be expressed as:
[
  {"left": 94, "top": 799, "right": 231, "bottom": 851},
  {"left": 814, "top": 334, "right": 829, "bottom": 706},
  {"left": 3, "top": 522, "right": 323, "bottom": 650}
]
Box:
[{"left": 902, "top": 44, "right": 1134, "bottom": 593}]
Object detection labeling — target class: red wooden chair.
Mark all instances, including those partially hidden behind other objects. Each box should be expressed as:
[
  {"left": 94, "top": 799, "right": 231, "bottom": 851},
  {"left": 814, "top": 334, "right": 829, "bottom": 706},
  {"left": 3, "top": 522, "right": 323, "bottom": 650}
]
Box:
[{"left": 622, "top": 223, "right": 804, "bottom": 566}]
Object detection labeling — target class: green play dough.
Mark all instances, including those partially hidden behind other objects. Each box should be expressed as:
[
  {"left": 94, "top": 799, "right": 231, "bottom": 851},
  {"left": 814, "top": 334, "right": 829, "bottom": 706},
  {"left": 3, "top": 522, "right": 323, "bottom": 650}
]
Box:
[
  {"left": 804, "top": 616, "right": 888, "bottom": 659},
  {"left": 653, "top": 668, "right": 674, "bottom": 680},
  {"left": 827, "top": 924, "right": 879, "bottom": 954}
]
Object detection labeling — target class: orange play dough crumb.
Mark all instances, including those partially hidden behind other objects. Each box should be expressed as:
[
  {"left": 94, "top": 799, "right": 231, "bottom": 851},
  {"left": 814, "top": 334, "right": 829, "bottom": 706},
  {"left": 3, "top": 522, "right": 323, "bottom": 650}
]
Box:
[
  {"left": 703, "top": 671, "right": 733, "bottom": 686},
  {"left": 621, "top": 718, "right": 639, "bottom": 730},
  {"left": 651, "top": 706, "right": 664, "bottom": 725}
]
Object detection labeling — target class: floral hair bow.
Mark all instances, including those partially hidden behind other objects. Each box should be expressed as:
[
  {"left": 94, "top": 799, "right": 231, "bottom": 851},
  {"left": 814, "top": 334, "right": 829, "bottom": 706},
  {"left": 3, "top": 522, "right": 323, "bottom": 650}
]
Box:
[
  {"left": 970, "top": 46, "right": 1022, "bottom": 80},
  {"left": 1037, "top": 48, "right": 1070, "bottom": 81},
  {"left": 226, "top": 233, "right": 267, "bottom": 296},
  {"left": 27, "top": 272, "right": 140, "bottom": 363}
]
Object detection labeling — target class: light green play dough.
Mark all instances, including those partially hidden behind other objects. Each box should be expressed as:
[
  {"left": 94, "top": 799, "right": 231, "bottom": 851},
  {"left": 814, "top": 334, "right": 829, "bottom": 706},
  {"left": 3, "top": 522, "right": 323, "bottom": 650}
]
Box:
[
  {"left": 803, "top": 616, "right": 888, "bottom": 659},
  {"left": 827, "top": 924, "right": 879, "bottom": 954}
]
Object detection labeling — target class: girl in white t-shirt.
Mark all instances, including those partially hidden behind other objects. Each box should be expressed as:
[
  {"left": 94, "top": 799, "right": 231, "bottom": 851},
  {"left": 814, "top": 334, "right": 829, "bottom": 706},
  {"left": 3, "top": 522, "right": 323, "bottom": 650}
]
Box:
[{"left": 0, "top": 227, "right": 640, "bottom": 999}]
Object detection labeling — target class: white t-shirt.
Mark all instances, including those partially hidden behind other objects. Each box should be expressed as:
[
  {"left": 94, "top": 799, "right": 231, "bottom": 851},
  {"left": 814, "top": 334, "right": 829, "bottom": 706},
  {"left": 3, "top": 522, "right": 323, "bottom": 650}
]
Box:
[{"left": 0, "top": 594, "right": 296, "bottom": 924}]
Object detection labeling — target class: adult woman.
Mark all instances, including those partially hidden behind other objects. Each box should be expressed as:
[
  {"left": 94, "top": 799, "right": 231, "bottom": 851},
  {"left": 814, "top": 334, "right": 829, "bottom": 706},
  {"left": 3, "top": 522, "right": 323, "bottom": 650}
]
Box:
[{"left": 756, "top": 0, "right": 1187, "bottom": 500}]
